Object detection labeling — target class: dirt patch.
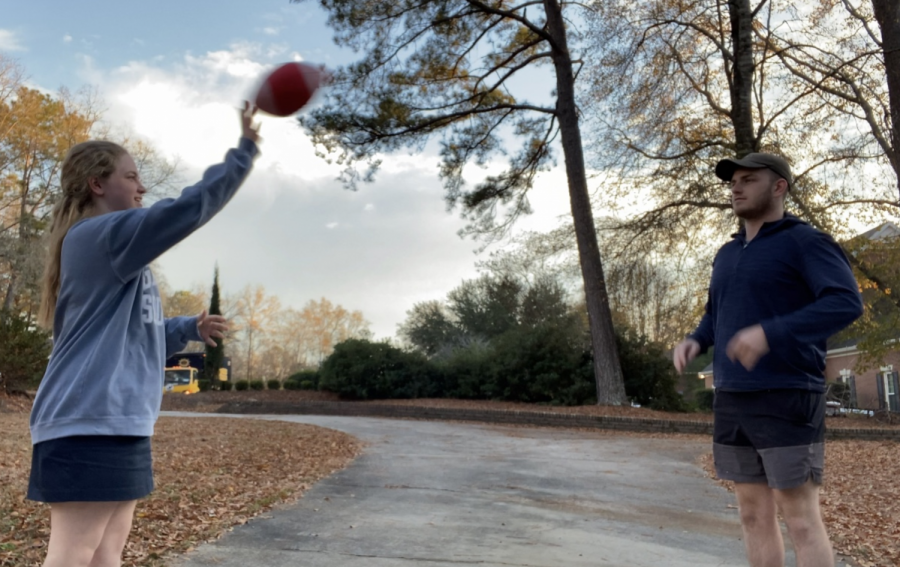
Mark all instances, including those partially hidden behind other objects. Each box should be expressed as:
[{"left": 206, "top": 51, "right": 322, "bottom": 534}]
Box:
[{"left": 0, "top": 392, "right": 34, "bottom": 414}]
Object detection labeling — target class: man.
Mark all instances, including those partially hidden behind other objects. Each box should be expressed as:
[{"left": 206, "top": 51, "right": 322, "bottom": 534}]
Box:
[{"left": 673, "top": 153, "right": 863, "bottom": 567}]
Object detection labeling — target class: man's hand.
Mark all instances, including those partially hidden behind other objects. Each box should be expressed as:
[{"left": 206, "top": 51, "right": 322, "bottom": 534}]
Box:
[
  {"left": 673, "top": 338, "right": 701, "bottom": 373},
  {"left": 197, "top": 310, "right": 229, "bottom": 347},
  {"left": 726, "top": 324, "right": 769, "bottom": 371}
]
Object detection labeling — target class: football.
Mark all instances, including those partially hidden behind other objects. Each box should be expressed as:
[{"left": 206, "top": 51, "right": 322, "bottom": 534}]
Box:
[{"left": 254, "top": 62, "right": 325, "bottom": 117}]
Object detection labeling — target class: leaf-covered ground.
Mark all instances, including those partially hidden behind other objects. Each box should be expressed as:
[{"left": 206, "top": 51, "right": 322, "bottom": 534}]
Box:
[
  {"left": 701, "top": 442, "right": 900, "bottom": 567},
  {"left": 0, "top": 412, "right": 361, "bottom": 567}
]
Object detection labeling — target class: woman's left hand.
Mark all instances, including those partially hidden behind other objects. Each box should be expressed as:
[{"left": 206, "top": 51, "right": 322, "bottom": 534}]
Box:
[{"left": 197, "top": 310, "right": 228, "bottom": 347}]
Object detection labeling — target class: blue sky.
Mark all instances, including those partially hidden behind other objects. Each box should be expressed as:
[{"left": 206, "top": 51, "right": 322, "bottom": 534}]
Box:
[
  {"left": 1, "top": 1, "right": 572, "bottom": 339},
  {"left": 4, "top": 1, "right": 346, "bottom": 86}
]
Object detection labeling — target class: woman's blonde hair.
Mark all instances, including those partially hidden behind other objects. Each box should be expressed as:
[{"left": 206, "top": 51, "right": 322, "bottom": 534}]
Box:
[{"left": 38, "top": 141, "right": 128, "bottom": 329}]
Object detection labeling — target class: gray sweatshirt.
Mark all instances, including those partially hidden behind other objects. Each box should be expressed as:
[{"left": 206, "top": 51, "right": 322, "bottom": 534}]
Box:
[{"left": 30, "top": 137, "right": 258, "bottom": 444}]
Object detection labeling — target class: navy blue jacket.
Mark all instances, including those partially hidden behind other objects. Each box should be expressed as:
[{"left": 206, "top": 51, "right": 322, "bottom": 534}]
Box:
[{"left": 689, "top": 214, "right": 863, "bottom": 392}]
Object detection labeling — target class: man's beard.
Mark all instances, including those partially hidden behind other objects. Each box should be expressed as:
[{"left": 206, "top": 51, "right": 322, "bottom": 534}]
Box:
[{"left": 733, "top": 187, "right": 776, "bottom": 220}]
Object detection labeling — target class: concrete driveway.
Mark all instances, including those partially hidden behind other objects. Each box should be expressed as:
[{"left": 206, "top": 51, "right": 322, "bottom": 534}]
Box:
[{"left": 165, "top": 413, "right": 752, "bottom": 566}]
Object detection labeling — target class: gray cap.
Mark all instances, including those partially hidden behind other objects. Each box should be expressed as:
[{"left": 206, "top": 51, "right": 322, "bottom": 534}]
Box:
[{"left": 715, "top": 152, "right": 793, "bottom": 189}]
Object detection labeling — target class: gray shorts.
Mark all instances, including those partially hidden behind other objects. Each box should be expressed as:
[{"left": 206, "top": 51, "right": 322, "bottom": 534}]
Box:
[{"left": 713, "top": 389, "right": 825, "bottom": 490}]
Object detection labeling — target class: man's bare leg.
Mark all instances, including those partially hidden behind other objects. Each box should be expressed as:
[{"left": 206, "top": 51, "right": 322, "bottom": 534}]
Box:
[{"left": 734, "top": 482, "right": 785, "bottom": 567}]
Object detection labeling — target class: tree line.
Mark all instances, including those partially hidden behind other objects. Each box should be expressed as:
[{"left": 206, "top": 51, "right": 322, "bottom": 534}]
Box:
[
  {"left": 156, "top": 270, "right": 372, "bottom": 384},
  {"left": 318, "top": 269, "right": 687, "bottom": 411}
]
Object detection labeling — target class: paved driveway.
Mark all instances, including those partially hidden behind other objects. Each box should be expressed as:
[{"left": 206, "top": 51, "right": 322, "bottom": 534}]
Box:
[{"left": 165, "top": 413, "right": 753, "bottom": 566}]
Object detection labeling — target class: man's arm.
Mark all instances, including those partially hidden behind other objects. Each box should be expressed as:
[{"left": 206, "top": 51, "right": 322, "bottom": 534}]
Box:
[{"left": 760, "top": 230, "right": 863, "bottom": 358}]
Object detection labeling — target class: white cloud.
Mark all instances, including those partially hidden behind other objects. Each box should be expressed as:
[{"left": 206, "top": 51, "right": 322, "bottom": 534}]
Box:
[
  {"left": 0, "top": 29, "right": 25, "bottom": 51},
  {"left": 265, "top": 43, "right": 289, "bottom": 59},
  {"left": 62, "top": 34, "right": 73, "bottom": 43},
  {"left": 155, "top": 166, "right": 483, "bottom": 339},
  {"left": 95, "top": 44, "right": 337, "bottom": 176},
  {"left": 183, "top": 43, "right": 268, "bottom": 79},
  {"left": 263, "top": 27, "right": 280, "bottom": 36}
]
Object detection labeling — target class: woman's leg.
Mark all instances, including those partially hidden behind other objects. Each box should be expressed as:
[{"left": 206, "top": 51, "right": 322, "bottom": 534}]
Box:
[
  {"left": 43, "top": 500, "right": 137, "bottom": 567},
  {"left": 88, "top": 500, "right": 138, "bottom": 567}
]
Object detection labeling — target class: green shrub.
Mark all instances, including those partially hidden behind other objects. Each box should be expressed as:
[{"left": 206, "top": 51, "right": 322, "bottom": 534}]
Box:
[
  {"left": 483, "top": 320, "right": 595, "bottom": 405},
  {"left": 234, "top": 380, "right": 249, "bottom": 391},
  {"left": 616, "top": 327, "right": 689, "bottom": 412},
  {"left": 318, "top": 322, "right": 687, "bottom": 410},
  {"left": 249, "top": 380, "right": 265, "bottom": 391},
  {"left": 300, "top": 380, "right": 314, "bottom": 390},
  {"left": 429, "top": 311, "right": 596, "bottom": 406},
  {"left": 218, "top": 381, "right": 232, "bottom": 391},
  {"left": 436, "top": 343, "right": 494, "bottom": 400},
  {"left": 0, "top": 310, "right": 52, "bottom": 394},
  {"left": 197, "top": 380, "right": 211, "bottom": 392},
  {"left": 283, "top": 380, "right": 301, "bottom": 390},
  {"left": 695, "top": 388, "right": 715, "bottom": 411},
  {"left": 266, "top": 379, "right": 281, "bottom": 390},
  {"left": 287, "top": 370, "right": 319, "bottom": 389},
  {"left": 319, "top": 339, "right": 444, "bottom": 400}
]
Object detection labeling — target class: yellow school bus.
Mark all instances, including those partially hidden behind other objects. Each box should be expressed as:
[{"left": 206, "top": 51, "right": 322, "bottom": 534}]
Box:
[{"left": 163, "top": 359, "right": 200, "bottom": 395}]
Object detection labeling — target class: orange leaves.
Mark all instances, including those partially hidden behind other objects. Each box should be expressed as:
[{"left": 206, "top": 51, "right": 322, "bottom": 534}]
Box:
[
  {"left": 254, "top": 296, "right": 373, "bottom": 379},
  {"left": 0, "top": 413, "right": 361, "bottom": 567}
]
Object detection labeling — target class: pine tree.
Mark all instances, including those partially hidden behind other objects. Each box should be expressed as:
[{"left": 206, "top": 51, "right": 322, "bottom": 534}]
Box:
[
  {"left": 290, "top": 0, "right": 627, "bottom": 404},
  {"left": 204, "top": 266, "right": 224, "bottom": 388}
]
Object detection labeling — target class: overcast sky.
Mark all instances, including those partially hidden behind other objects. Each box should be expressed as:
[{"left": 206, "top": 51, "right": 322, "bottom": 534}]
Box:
[{"left": 1, "top": 1, "right": 573, "bottom": 339}]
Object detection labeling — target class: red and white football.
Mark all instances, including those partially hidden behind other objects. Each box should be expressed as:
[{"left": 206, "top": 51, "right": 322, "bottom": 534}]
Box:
[{"left": 254, "top": 62, "right": 325, "bottom": 117}]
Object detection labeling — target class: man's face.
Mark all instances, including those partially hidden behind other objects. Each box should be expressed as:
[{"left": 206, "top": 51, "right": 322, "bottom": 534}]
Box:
[{"left": 729, "top": 168, "right": 778, "bottom": 220}]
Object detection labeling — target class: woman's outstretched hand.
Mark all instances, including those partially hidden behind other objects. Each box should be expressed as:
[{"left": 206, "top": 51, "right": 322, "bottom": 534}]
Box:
[
  {"left": 240, "top": 101, "right": 261, "bottom": 144},
  {"left": 197, "top": 310, "right": 228, "bottom": 347}
]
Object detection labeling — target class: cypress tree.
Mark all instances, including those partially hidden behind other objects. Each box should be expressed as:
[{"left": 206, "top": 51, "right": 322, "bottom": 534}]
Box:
[{"left": 204, "top": 265, "right": 225, "bottom": 387}]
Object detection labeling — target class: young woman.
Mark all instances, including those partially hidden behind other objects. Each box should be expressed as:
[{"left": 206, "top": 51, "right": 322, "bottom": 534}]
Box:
[{"left": 28, "top": 102, "right": 261, "bottom": 567}]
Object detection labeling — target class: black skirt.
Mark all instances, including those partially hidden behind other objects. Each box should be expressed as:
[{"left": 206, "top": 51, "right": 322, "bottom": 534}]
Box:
[{"left": 27, "top": 435, "right": 154, "bottom": 503}]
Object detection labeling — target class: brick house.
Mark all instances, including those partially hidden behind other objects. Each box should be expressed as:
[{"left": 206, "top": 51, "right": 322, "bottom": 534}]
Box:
[
  {"left": 826, "top": 221, "right": 900, "bottom": 412},
  {"left": 825, "top": 339, "right": 900, "bottom": 411}
]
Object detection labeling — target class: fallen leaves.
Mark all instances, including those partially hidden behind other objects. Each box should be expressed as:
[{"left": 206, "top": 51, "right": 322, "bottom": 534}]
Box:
[
  {"left": 0, "top": 414, "right": 362, "bottom": 567},
  {"left": 701, "top": 441, "right": 900, "bottom": 567}
]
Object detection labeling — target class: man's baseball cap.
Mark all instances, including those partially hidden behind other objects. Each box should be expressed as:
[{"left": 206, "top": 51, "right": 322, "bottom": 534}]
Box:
[{"left": 715, "top": 152, "right": 793, "bottom": 189}]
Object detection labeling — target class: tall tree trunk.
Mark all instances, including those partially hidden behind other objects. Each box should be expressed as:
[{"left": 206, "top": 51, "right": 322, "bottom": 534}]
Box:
[
  {"left": 729, "top": 0, "right": 757, "bottom": 157},
  {"left": 4, "top": 173, "right": 29, "bottom": 313},
  {"left": 544, "top": 0, "right": 627, "bottom": 405},
  {"left": 2, "top": 273, "right": 17, "bottom": 312},
  {"left": 871, "top": 0, "right": 900, "bottom": 195},
  {"left": 247, "top": 330, "right": 253, "bottom": 382}
]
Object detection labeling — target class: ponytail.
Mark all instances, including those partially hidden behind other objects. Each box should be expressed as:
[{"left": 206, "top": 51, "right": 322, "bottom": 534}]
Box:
[{"left": 37, "top": 141, "right": 127, "bottom": 328}]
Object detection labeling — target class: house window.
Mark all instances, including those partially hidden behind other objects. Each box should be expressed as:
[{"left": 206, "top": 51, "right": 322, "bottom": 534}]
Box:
[
  {"left": 837, "top": 369, "right": 857, "bottom": 409},
  {"left": 877, "top": 370, "right": 900, "bottom": 412}
]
